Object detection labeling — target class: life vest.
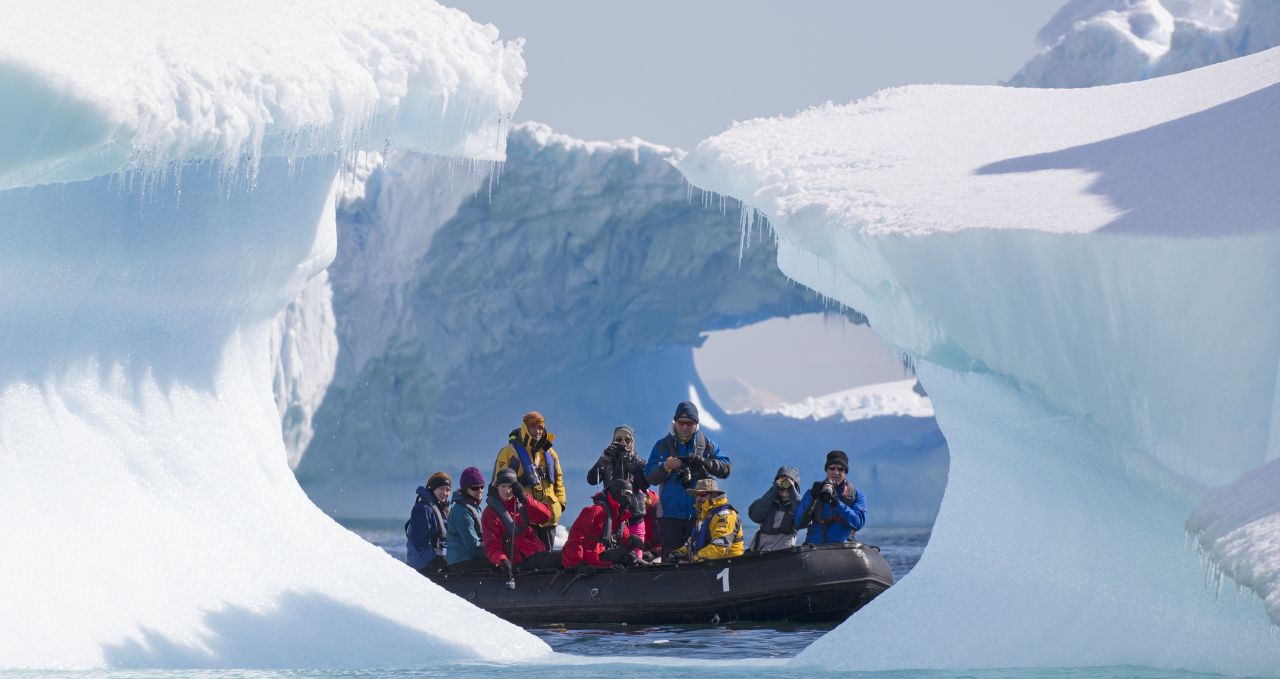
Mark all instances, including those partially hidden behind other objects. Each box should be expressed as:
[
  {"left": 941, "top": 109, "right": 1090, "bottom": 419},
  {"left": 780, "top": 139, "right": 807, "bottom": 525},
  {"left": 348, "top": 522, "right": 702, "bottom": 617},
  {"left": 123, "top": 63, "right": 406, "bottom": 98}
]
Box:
[
  {"left": 487, "top": 491, "right": 531, "bottom": 563},
  {"left": 694, "top": 503, "right": 743, "bottom": 552},
  {"left": 593, "top": 492, "right": 629, "bottom": 547},
  {"left": 511, "top": 435, "right": 558, "bottom": 488},
  {"left": 808, "top": 482, "right": 856, "bottom": 543}
]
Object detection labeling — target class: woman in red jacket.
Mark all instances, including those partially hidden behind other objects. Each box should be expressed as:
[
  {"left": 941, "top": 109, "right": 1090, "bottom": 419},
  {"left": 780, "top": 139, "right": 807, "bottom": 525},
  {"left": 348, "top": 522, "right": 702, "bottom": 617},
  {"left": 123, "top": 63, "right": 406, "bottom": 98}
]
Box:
[
  {"left": 562, "top": 479, "right": 644, "bottom": 570},
  {"left": 482, "top": 468, "right": 561, "bottom": 577}
]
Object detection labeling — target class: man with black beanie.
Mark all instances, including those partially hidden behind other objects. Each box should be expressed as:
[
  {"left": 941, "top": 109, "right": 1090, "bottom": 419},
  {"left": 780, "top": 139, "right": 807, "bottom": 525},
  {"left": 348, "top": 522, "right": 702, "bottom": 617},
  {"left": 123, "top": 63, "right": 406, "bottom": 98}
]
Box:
[
  {"left": 794, "top": 450, "right": 867, "bottom": 545},
  {"left": 644, "top": 400, "right": 732, "bottom": 557}
]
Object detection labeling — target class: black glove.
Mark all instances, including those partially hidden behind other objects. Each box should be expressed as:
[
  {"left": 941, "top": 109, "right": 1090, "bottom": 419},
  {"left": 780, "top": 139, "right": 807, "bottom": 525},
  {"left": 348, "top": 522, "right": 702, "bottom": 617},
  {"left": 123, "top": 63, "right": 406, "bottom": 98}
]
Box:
[
  {"left": 629, "top": 534, "right": 645, "bottom": 550},
  {"left": 500, "top": 559, "right": 514, "bottom": 579},
  {"left": 511, "top": 481, "right": 526, "bottom": 499}
]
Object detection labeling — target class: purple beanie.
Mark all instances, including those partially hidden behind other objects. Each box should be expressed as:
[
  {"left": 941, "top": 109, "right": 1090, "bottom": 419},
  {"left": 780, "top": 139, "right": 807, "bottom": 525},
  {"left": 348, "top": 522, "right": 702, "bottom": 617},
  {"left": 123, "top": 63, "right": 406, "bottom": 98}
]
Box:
[{"left": 459, "top": 466, "right": 485, "bottom": 488}]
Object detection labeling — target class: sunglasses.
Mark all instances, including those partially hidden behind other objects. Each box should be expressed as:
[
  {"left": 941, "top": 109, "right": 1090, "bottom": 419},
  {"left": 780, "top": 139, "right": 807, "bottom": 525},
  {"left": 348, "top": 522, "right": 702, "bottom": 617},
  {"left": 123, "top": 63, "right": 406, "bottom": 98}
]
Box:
[
  {"left": 695, "top": 492, "right": 712, "bottom": 497},
  {"left": 613, "top": 437, "right": 632, "bottom": 444},
  {"left": 825, "top": 465, "right": 848, "bottom": 472},
  {"left": 468, "top": 485, "right": 484, "bottom": 491}
]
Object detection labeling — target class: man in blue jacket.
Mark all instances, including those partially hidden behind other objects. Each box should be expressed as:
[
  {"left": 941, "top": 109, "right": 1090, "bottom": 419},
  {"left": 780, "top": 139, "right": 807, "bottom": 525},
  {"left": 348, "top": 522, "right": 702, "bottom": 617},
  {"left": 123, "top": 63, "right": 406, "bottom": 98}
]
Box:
[
  {"left": 795, "top": 450, "right": 866, "bottom": 544},
  {"left": 645, "top": 401, "right": 732, "bottom": 557}
]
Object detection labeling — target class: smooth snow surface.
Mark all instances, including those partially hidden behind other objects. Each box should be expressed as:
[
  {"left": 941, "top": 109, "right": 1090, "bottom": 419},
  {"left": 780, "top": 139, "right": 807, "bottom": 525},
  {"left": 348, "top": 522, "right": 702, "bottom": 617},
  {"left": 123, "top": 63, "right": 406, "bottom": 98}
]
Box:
[
  {"left": 0, "top": 0, "right": 541, "bottom": 669},
  {"left": 1010, "top": 0, "right": 1280, "bottom": 87},
  {"left": 680, "top": 48, "right": 1280, "bottom": 673},
  {"left": 273, "top": 122, "right": 948, "bottom": 526}
]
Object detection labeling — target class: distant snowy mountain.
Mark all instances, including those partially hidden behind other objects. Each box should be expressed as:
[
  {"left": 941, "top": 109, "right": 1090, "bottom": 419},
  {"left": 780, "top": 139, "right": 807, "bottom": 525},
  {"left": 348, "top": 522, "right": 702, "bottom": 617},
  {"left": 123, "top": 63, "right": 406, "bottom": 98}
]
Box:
[{"left": 761, "top": 379, "right": 933, "bottom": 423}]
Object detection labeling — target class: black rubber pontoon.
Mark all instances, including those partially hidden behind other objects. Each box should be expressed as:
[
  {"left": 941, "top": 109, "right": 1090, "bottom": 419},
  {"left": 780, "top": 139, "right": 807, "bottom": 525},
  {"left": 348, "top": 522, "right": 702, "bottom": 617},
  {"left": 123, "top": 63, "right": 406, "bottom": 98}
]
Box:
[{"left": 426, "top": 542, "right": 893, "bottom": 625}]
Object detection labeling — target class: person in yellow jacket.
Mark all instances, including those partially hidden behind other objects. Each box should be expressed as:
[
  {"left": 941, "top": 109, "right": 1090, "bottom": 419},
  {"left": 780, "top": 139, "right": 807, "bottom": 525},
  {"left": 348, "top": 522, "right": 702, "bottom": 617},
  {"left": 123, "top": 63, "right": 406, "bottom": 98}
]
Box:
[
  {"left": 670, "top": 478, "right": 744, "bottom": 561},
  {"left": 494, "top": 411, "right": 566, "bottom": 550}
]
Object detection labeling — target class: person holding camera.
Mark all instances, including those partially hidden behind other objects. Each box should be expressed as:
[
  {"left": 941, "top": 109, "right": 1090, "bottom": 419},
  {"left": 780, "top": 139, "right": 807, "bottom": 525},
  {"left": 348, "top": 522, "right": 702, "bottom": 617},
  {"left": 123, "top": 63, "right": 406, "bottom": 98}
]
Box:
[
  {"left": 493, "top": 411, "right": 566, "bottom": 550},
  {"left": 795, "top": 450, "right": 867, "bottom": 545},
  {"left": 644, "top": 400, "right": 732, "bottom": 557},
  {"left": 481, "top": 468, "right": 561, "bottom": 577},
  {"left": 747, "top": 466, "right": 801, "bottom": 552},
  {"left": 667, "top": 478, "right": 744, "bottom": 561},
  {"left": 588, "top": 425, "right": 648, "bottom": 492},
  {"left": 562, "top": 479, "right": 645, "bottom": 570}
]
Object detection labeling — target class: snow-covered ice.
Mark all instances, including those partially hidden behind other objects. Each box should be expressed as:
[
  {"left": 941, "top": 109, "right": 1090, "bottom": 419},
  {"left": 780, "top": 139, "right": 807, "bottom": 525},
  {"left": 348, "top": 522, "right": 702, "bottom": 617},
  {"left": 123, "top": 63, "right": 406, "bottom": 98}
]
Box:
[
  {"left": 1010, "top": 0, "right": 1280, "bottom": 87},
  {"left": 680, "top": 47, "right": 1280, "bottom": 673},
  {"left": 0, "top": 0, "right": 543, "bottom": 669}
]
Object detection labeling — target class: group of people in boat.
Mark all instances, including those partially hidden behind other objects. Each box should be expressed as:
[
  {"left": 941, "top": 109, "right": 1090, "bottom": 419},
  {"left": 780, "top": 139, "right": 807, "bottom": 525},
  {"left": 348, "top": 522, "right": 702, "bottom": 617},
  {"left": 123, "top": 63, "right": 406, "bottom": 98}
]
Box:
[{"left": 405, "top": 400, "right": 867, "bottom": 577}]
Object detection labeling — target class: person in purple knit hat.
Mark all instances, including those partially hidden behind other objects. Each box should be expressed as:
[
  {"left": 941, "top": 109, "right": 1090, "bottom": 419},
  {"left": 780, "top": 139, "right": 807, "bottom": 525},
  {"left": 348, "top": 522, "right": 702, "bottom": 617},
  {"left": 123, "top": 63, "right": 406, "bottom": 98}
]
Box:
[{"left": 445, "top": 466, "right": 490, "bottom": 571}]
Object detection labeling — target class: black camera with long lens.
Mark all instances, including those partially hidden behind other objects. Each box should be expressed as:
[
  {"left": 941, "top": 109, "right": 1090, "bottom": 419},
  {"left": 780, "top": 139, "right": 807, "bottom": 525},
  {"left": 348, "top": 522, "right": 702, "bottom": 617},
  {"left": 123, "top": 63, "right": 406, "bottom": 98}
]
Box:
[{"left": 818, "top": 480, "right": 837, "bottom": 504}]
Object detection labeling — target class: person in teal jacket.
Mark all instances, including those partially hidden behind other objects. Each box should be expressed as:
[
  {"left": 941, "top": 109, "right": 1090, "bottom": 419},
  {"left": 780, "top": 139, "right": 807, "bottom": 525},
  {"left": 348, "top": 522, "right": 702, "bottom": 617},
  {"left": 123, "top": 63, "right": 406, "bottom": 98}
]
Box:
[{"left": 446, "top": 467, "right": 489, "bottom": 571}]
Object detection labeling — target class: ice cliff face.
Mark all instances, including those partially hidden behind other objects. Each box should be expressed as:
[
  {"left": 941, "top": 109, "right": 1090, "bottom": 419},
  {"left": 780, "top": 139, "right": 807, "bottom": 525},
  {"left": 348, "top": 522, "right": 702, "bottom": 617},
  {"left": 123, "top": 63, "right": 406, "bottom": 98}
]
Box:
[
  {"left": 679, "top": 47, "right": 1280, "bottom": 674},
  {"left": 1009, "top": 0, "right": 1280, "bottom": 87},
  {"left": 274, "top": 122, "right": 947, "bottom": 524},
  {"left": 0, "top": 0, "right": 542, "bottom": 669}
]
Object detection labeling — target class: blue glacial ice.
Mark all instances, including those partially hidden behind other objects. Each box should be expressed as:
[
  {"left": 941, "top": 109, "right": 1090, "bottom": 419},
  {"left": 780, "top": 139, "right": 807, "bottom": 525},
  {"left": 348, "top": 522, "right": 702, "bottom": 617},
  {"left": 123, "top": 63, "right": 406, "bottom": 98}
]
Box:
[{"left": 271, "top": 122, "right": 949, "bottom": 524}]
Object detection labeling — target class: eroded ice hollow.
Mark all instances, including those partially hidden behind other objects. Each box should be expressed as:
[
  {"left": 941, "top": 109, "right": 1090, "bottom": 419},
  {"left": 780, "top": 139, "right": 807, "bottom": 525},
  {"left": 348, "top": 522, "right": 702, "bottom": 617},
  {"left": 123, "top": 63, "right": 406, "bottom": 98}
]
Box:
[
  {"left": 680, "top": 48, "right": 1280, "bottom": 674},
  {"left": 0, "top": 0, "right": 544, "bottom": 669}
]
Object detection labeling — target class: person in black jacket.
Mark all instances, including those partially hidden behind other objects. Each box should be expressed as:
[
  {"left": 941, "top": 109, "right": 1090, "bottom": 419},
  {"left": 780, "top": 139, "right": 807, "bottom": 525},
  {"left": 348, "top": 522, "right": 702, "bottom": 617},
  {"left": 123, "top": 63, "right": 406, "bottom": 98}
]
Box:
[
  {"left": 747, "top": 466, "right": 801, "bottom": 552},
  {"left": 587, "top": 425, "right": 648, "bottom": 494}
]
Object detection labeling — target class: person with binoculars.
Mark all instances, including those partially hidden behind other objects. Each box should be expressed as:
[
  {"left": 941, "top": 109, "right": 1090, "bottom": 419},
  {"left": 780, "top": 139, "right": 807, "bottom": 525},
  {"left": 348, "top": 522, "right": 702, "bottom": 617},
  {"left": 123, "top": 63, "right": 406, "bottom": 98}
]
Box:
[
  {"left": 794, "top": 450, "right": 867, "bottom": 545},
  {"left": 747, "top": 466, "right": 801, "bottom": 552},
  {"left": 644, "top": 401, "right": 732, "bottom": 558},
  {"left": 493, "top": 411, "right": 566, "bottom": 550}
]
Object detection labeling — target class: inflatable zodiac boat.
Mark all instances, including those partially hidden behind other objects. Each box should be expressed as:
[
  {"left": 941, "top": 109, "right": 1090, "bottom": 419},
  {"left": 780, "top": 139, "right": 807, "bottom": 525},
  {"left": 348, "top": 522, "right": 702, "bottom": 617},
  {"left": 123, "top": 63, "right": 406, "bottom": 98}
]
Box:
[{"left": 427, "top": 542, "right": 893, "bottom": 625}]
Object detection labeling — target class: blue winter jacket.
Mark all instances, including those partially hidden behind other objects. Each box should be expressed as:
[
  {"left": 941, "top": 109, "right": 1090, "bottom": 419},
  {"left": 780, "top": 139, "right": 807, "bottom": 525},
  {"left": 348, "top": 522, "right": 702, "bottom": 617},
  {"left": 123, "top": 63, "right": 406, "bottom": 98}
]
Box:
[
  {"left": 405, "top": 487, "right": 447, "bottom": 569},
  {"left": 644, "top": 431, "right": 732, "bottom": 521},
  {"left": 445, "top": 489, "right": 485, "bottom": 565},
  {"left": 794, "top": 480, "right": 866, "bottom": 545}
]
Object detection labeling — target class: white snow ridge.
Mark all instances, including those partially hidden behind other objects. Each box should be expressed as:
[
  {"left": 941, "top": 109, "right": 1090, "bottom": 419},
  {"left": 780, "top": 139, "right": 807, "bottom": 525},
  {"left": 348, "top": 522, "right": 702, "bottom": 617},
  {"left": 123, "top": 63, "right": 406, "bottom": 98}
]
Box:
[
  {"left": 680, "top": 48, "right": 1280, "bottom": 674},
  {"left": 0, "top": 0, "right": 543, "bottom": 670}
]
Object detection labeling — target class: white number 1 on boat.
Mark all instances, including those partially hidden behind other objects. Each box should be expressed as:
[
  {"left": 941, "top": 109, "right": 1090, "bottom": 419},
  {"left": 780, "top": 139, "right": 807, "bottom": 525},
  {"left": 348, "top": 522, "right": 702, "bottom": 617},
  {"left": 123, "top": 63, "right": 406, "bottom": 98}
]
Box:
[{"left": 716, "top": 567, "right": 730, "bottom": 592}]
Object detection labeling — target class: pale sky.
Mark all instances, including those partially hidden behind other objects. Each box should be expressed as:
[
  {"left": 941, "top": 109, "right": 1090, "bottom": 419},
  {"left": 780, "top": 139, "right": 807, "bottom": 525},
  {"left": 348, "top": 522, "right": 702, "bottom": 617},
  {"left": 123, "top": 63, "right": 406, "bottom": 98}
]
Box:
[
  {"left": 446, "top": 0, "right": 1065, "bottom": 402},
  {"left": 447, "top": 0, "right": 1065, "bottom": 150}
]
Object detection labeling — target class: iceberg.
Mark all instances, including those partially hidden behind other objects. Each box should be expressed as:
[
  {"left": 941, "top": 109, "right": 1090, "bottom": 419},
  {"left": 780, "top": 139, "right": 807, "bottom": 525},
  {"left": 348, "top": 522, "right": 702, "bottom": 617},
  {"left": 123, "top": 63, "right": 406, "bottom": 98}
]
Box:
[
  {"left": 0, "top": 0, "right": 544, "bottom": 669},
  {"left": 272, "top": 122, "right": 948, "bottom": 525},
  {"left": 679, "top": 47, "right": 1280, "bottom": 673},
  {"left": 1010, "top": 0, "right": 1280, "bottom": 87}
]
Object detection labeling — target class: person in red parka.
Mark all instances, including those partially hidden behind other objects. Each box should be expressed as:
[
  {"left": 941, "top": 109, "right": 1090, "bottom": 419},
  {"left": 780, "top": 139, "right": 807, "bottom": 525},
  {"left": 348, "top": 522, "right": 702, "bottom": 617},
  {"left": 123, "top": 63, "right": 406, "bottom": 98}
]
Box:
[
  {"left": 563, "top": 479, "right": 645, "bottom": 570},
  {"left": 482, "top": 468, "right": 561, "bottom": 577}
]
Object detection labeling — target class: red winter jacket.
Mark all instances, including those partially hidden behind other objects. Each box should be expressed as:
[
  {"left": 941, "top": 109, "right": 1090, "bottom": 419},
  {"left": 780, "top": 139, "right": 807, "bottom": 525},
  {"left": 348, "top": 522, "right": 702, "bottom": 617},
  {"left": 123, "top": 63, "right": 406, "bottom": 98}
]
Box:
[
  {"left": 482, "top": 494, "right": 552, "bottom": 566},
  {"left": 562, "top": 493, "right": 630, "bottom": 569}
]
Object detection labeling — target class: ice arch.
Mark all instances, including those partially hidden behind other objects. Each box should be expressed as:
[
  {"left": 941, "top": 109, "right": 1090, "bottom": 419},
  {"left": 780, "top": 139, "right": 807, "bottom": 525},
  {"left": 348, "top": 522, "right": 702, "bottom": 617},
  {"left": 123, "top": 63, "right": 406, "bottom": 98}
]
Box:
[
  {"left": 277, "top": 123, "right": 949, "bottom": 521},
  {"left": 0, "top": 0, "right": 543, "bottom": 669},
  {"left": 679, "top": 48, "right": 1280, "bottom": 674}
]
